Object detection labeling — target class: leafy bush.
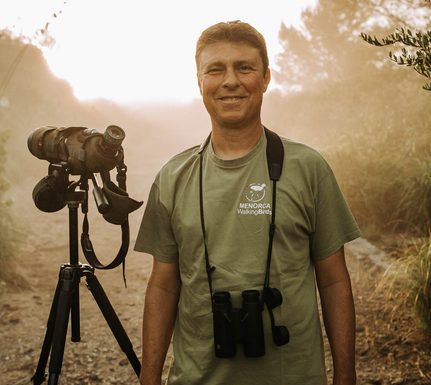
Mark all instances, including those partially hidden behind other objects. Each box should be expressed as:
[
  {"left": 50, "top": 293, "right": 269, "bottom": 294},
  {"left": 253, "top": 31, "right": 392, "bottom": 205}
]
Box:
[
  {"left": 357, "top": 21, "right": 431, "bottom": 334},
  {"left": 362, "top": 28, "right": 431, "bottom": 92},
  {"left": 324, "top": 93, "right": 431, "bottom": 333}
]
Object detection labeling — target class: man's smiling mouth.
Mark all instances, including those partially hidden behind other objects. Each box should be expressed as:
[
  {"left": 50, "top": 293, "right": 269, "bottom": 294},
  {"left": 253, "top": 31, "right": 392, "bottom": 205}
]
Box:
[{"left": 218, "top": 96, "right": 246, "bottom": 102}]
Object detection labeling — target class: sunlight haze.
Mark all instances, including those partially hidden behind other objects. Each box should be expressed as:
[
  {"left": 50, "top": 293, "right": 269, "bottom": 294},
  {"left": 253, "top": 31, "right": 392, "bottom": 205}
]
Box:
[{"left": 1, "top": 0, "right": 317, "bottom": 103}]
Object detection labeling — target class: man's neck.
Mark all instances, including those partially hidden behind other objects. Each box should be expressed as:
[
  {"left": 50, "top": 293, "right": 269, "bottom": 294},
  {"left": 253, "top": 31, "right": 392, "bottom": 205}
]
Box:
[{"left": 210, "top": 122, "right": 263, "bottom": 160}]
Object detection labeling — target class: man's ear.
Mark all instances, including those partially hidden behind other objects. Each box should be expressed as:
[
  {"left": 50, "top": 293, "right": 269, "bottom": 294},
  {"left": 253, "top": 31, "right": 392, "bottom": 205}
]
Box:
[
  {"left": 263, "top": 68, "right": 271, "bottom": 93},
  {"left": 197, "top": 73, "right": 203, "bottom": 95}
]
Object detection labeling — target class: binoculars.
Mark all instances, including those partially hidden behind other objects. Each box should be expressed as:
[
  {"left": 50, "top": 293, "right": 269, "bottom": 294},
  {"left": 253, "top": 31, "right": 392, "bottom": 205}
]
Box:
[{"left": 212, "top": 288, "right": 289, "bottom": 358}]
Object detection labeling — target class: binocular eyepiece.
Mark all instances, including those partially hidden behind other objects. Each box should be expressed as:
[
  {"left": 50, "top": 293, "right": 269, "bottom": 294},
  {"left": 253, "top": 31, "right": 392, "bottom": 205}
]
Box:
[{"left": 212, "top": 288, "right": 289, "bottom": 358}]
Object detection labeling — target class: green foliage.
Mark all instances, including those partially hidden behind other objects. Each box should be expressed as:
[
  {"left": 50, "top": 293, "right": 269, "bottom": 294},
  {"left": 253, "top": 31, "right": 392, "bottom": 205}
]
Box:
[
  {"left": 275, "top": 0, "right": 374, "bottom": 90},
  {"left": 320, "top": 82, "right": 431, "bottom": 335},
  {"left": 379, "top": 235, "right": 431, "bottom": 331},
  {"left": 272, "top": 0, "right": 431, "bottom": 240},
  {"left": 275, "top": 0, "right": 430, "bottom": 92},
  {"left": 361, "top": 28, "right": 431, "bottom": 91},
  {"left": 356, "top": 3, "right": 431, "bottom": 334}
]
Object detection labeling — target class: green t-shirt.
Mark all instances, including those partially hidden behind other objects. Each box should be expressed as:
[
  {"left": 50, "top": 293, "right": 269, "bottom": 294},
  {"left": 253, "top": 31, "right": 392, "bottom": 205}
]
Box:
[{"left": 135, "top": 132, "right": 361, "bottom": 385}]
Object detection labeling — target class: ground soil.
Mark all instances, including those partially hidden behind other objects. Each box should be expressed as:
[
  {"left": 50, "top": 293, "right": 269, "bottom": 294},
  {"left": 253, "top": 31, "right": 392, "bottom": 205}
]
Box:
[{"left": 1, "top": 179, "right": 430, "bottom": 385}]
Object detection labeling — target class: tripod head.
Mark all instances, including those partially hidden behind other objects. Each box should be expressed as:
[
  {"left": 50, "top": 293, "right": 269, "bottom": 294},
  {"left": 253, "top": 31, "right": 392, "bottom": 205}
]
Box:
[
  {"left": 32, "top": 161, "right": 142, "bottom": 223},
  {"left": 31, "top": 158, "right": 143, "bottom": 274}
]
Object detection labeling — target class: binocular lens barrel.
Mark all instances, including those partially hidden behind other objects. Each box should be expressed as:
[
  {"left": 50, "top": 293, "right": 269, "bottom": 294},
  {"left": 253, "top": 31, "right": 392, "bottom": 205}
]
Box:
[
  {"left": 241, "top": 290, "right": 265, "bottom": 357},
  {"left": 212, "top": 292, "right": 236, "bottom": 358},
  {"left": 212, "top": 290, "right": 265, "bottom": 358}
]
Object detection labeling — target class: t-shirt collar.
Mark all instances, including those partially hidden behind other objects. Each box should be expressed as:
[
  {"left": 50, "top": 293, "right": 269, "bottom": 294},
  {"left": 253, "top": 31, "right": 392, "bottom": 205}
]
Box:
[{"left": 207, "top": 128, "right": 266, "bottom": 168}]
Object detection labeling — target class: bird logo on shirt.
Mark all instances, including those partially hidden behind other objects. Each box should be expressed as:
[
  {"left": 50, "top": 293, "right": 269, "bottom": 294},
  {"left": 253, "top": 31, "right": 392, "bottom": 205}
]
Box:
[{"left": 245, "top": 183, "right": 266, "bottom": 202}]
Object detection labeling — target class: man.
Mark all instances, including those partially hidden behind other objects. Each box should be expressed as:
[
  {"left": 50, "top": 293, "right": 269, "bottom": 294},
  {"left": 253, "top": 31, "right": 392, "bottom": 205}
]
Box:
[{"left": 134, "top": 21, "right": 360, "bottom": 385}]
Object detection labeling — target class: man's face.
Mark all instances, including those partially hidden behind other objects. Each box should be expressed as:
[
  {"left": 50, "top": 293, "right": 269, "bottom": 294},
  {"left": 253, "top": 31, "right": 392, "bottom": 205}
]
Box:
[{"left": 197, "top": 42, "right": 271, "bottom": 129}]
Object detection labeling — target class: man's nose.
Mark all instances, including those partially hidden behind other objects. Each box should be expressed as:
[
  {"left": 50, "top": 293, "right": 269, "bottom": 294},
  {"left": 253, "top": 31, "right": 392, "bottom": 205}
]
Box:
[{"left": 222, "top": 68, "right": 240, "bottom": 88}]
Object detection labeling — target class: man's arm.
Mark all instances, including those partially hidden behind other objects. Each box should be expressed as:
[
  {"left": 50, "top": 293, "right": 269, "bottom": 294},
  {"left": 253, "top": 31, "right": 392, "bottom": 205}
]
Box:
[
  {"left": 314, "top": 247, "right": 356, "bottom": 385},
  {"left": 140, "top": 259, "right": 181, "bottom": 385}
]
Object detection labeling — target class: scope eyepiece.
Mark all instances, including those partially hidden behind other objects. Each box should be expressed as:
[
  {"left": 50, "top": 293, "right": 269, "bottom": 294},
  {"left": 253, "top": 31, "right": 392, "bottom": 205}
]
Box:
[{"left": 104, "top": 125, "right": 125, "bottom": 147}]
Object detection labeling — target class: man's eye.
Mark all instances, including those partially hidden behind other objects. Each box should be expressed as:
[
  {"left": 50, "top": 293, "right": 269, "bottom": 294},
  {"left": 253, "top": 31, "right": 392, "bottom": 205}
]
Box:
[
  {"left": 239, "top": 65, "right": 253, "bottom": 72},
  {"left": 207, "top": 67, "right": 223, "bottom": 74}
]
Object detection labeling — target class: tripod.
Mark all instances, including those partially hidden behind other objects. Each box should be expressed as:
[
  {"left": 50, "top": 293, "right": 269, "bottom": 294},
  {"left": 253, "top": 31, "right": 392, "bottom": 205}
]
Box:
[{"left": 31, "top": 189, "right": 141, "bottom": 385}]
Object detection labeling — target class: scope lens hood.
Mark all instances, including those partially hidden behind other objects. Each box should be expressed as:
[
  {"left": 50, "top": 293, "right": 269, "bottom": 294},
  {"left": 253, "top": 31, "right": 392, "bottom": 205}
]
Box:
[{"left": 32, "top": 175, "right": 66, "bottom": 212}]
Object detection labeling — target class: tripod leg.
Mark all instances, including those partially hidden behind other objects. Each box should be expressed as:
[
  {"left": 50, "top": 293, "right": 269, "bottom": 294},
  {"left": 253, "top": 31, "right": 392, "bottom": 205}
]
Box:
[
  {"left": 31, "top": 280, "right": 62, "bottom": 385},
  {"left": 70, "top": 278, "right": 81, "bottom": 342},
  {"left": 84, "top": 270, "right": 141, "bottom": 378},
  {"left": 47, "top": 266, "right": 78, "bottom": 385},
  {"left": 69, "top": 204, "right": 81, "bottom": 342}
]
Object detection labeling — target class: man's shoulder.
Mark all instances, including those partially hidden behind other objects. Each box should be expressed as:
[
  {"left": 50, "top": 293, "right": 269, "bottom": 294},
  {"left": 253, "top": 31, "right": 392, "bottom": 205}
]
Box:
[
  {"left": 164, "top": 144, "right": 201, "bottom": 167},
  {"left": 155, "top": 143, "right": 201, "bottom": 183},
  {"left": 281, "top": 137, "right": 328, "bottom": 166},
  {"left": 274, "top": 136, "right": 333, "bottom": 185}
]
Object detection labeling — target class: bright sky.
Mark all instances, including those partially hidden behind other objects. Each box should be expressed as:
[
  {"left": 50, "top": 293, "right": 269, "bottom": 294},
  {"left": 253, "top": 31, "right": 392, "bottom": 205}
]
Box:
[{"left": 1, "top": 0, "right": 317, "bottom": 103}]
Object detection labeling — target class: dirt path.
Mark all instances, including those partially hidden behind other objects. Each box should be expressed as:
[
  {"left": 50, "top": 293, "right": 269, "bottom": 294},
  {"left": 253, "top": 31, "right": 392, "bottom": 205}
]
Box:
[
  {"left": 1, "top": 180, "right": 430, "bottom": 385},
  {"left": 335, "top": 240, "right": 431, "bottom": 385}
]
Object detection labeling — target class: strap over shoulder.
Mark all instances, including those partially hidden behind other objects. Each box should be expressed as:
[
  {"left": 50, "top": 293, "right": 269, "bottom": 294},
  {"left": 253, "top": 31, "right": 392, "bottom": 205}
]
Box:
[
  {"left": 198, "top": 127, "right": 284, "bottom": 181},
  {"left": 264, "top": 127, "right": 284, "bottom": 181}
]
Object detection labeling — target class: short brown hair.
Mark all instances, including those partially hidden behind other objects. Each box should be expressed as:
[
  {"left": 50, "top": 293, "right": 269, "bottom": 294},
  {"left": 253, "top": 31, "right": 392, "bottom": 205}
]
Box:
[{"left": 195, "top": 20, "right": 269, "bottom": 73}]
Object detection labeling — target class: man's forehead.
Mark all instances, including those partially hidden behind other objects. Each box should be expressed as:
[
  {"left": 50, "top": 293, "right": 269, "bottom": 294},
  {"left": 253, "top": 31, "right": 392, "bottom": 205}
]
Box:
[{"left": 199, "top": 42, "right": 261, "bottom": 65}]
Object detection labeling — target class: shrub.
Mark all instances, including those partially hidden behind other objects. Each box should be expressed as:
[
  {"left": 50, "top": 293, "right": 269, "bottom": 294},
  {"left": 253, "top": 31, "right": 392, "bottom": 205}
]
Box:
[
  {"left": 325, "top": 122, "right": 431, "bottom": 239},
  {"left": 380, "top": 235, "right": 431, "bottom": 331},
  {"left": 0, "top": 130, "right": 25, "bottom": 286},
  {"left": 0, "top": 130, "right": 13, "bottom": 260}
]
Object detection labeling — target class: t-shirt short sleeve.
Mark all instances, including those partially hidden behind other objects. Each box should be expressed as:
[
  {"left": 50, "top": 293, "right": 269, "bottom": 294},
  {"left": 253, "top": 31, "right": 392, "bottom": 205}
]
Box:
[
  {"left": 134, "top": 181, "right": 178, "bottom": 263},
  {"left": 310, "top": 168, "right": 361, "bottom": 261}
]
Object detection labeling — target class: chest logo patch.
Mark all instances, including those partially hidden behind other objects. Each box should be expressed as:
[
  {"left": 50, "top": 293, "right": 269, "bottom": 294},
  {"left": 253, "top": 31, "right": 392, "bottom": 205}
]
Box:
[
  {"left": 237, "top": 182, "right": 272, "bottom": 216},
  {"left": 245, "top": 183, "right": 266, "bottom": 202}
]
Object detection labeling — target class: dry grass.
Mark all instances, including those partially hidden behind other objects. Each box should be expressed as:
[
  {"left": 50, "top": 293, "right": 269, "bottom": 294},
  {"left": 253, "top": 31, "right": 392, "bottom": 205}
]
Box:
[
  {"left": 325, "top": 123, "right": 431, "bottom": 239},
  {"left": 0, "top": 130, "right": 28, "bottom": 288},
  {"left": 324, "top": 119, "right": 431, "bottom": 332},
  {"left": 378, "top": 235, "right": 431, "bottom": 331}
]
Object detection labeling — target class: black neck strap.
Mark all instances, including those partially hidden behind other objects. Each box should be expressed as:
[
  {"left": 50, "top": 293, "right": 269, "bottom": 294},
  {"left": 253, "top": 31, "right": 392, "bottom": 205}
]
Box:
[{"left": 198, "top": 127, "right": 284, "bottom": 299}]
